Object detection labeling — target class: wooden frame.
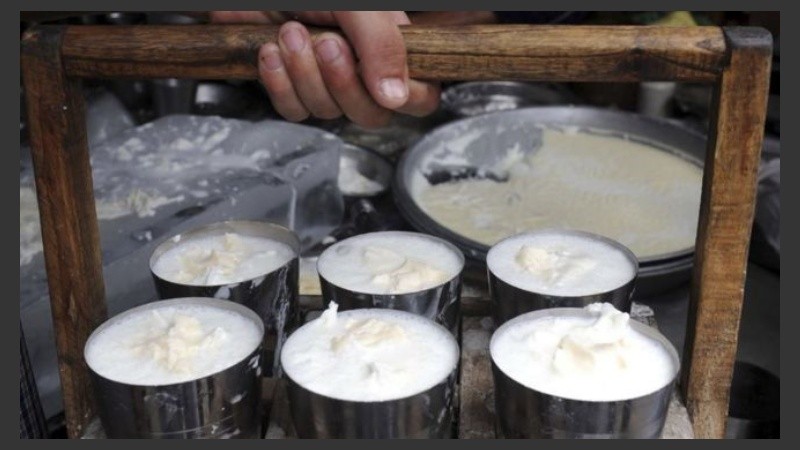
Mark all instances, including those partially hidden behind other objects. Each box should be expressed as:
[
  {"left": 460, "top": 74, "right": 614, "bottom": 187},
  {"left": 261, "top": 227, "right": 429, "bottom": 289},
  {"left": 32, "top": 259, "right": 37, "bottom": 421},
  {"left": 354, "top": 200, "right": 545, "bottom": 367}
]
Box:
[{"left": 21, "top": 24, "right": 771, "bottom": 439}]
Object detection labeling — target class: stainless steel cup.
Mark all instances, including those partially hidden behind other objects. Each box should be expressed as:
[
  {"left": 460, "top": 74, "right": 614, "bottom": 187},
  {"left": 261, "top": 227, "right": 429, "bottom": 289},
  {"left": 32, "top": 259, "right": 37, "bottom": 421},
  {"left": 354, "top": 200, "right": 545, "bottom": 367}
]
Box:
[
  {"left": 286, "top": 371, "right": 457, "bottom": 438},
  {"left": 490, "top": 308, "right": 680, "bottom": 439},
  {"left": 85, "top": 298, "right": 264, "bottom": 439},
  {"left": 150, "top": 220, "right": 300, "bottom": 376},
  {"left": 317, "top": 231, "right": 465, "bottom": 335},
  {"left": 488, "top": 229, "right": 638, "bottom": 326},
  {"left": 282, "top": 310, "right": 459, "bottom": 438}
]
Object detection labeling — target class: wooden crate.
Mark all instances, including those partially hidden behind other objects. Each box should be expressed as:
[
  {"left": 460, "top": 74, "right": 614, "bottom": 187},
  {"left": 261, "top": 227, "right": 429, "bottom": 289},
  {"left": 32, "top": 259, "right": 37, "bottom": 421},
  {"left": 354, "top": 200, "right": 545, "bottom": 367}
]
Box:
[{"left": 21, "top": 24, "right": 771, "bottom": 439}]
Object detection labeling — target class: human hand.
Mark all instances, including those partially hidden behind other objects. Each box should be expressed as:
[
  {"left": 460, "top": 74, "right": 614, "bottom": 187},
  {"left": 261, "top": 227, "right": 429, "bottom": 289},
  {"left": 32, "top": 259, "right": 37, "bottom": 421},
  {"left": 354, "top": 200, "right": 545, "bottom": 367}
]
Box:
[{"left": 210, "top": 11, "right": 441, "bottom": 128}]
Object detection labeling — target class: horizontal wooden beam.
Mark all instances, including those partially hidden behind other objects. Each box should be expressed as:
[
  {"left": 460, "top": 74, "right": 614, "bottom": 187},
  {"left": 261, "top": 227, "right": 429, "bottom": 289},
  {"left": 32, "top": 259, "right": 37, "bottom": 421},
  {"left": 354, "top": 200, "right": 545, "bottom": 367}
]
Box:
[{"left": 61, "top": 24, "right": 726, "bottom": 82}]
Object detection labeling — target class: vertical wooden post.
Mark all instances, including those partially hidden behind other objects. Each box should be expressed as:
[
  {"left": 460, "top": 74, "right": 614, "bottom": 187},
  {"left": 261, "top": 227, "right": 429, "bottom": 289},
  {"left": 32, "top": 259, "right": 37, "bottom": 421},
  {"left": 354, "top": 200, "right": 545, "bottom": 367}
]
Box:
[
  {"left": 21, "top": 26, "right": 108, "bottom": 438},
  {"left": 681, "top": 27, "right": 772, "bottom": 439}
]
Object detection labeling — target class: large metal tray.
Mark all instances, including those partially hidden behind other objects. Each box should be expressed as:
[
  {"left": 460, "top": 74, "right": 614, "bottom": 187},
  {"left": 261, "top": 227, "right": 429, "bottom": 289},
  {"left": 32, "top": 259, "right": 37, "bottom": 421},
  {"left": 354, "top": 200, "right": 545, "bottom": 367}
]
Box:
[{"left": 393, "top": 106, "right": 707, "bottom": 297}]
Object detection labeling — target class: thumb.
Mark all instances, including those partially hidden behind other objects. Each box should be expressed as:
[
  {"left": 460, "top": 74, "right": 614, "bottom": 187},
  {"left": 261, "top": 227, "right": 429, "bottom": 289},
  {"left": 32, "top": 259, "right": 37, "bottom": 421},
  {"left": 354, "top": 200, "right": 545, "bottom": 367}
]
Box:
[{"left": 333, "top": 11, "right": 410, "bottom": 109}]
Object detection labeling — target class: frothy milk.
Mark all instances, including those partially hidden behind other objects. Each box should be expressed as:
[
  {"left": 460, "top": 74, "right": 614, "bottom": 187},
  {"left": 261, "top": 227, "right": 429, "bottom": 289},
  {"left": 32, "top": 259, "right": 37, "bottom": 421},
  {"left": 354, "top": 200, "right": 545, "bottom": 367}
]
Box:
[
  {"left": 85, "top": 301, "right": 262, "bottom": 386},
  {"left": 152, "top": 232, "right": 295, "bottom": 286},
  {"left": 317, "top": 232, "right": 463, "bottom": 295},
  {"left": 281, "top": 303, "right": 459, "bottom": 402},
  {"left": 490, "top": 303, "right": 676, "bottom": 401},
  {"left": 488, "top": 231, "right": 636, "bottom": 297}
]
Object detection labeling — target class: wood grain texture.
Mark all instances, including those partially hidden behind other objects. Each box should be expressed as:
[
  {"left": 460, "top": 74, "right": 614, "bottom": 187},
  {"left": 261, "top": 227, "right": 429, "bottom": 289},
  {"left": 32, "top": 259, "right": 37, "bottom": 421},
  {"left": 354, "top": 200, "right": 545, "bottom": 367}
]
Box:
[
  {"left": 61, "top": 24, "right": 725, "bottom": 81},
  {"left": 21, "top": 26, "right": 108, "bottom": 438},
  {"left": 458, "top": 316, "right": 495, "bottom": 439},
  {"left": 681, "top": 27, "right": 772, "bottom": 439}
]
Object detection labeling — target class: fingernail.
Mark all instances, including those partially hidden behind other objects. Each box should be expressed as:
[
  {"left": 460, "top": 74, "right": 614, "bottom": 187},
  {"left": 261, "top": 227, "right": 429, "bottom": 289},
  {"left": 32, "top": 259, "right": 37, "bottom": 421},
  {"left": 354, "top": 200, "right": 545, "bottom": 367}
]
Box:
[
  {"left": 378, "top": 78, "right": 408, "bottom": 101},
  {"left": 281, "top": 27, "right": 305, "bottom": 53},
  {"left": 315, "top": 39, "right": 341, "bottom": 63},
  {"left": 260, "top": 46, "right": 283, "bottom": 71}
]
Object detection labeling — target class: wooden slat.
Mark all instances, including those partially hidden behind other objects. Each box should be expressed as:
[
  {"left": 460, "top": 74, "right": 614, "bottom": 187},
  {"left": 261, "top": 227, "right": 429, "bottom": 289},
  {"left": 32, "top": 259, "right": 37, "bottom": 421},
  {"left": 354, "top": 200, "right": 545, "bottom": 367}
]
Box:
[
  {"left": 681, "top": 26, "right": 772, "bottom": 439},
  {"left": 21, "top": 26, "right": 108, "bottom": 438},
  {"left": 60, "top": 24, "right": 725, "bottom": 82}
]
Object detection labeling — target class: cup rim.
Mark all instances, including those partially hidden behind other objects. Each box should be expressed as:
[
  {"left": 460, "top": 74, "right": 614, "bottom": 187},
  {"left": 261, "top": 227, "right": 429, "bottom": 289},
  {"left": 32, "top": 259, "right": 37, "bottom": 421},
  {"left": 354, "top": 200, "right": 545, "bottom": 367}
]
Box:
[
  {"left": 149, "top": 220, "right": 300, "bottom": 287},
  {"left": 489, "top": 306, "right": 680, "bottom": 403},
  {"left": 281, "top": 307, "right": 460, "bottom": 403},
  {"left": 316, "top": 230, "right": 466, "bottom": 296},
  {"left": 486, "top": 228, "right": 640, "bottom": 298},
  {"left": 84, "top": 297, "right": 265, "bottom": 387}
]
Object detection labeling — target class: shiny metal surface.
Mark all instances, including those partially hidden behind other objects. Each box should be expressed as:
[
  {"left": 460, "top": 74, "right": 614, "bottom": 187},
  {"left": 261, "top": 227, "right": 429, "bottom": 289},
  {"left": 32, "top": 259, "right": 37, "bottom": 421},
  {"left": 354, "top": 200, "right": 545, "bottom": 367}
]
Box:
[
  {"left": 488, "top": 229, "right": 639, "bottom": 326},
  {"left": 286, "top": 363, "right": 458, "bottom": 438},
  {"left": 150, "top": 221, "right": 300, "bottom": 376},
  {"left": 491, "top": 308, "right": 680, "bottom": 439},
  {"left": 86, "top": 298, "right": 264, "bottom": 439},
  {"left": 317, "top": 231, "right": 465, "bottom": 335},
  {"left": 153, "top": 78, "right": 197, "bottom": 117},
  {"left": 394, "top": 106, "right": 706, "bottom": 296}
]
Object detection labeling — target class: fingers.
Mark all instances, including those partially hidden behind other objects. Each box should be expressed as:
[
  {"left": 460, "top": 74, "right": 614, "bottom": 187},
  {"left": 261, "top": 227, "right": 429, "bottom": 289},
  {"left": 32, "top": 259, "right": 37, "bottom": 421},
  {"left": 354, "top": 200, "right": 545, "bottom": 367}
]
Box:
[
  {"left": 313, "top": 33, "right": 392, "bottom": 128},
  {"left": 276, "top": 22, "right": 342, "bottom": 120},
  {"left": 395, "top": 79, "right": 441, "bottom": 117},
  {"left": 257, "top": 43, "right": 309, "bottom": 122},
  {"left": 256, "top": 14, "right": 438, "bottom": 126},
  {"left": 333, "top": 12, "right": 410, "bottom": 110}
]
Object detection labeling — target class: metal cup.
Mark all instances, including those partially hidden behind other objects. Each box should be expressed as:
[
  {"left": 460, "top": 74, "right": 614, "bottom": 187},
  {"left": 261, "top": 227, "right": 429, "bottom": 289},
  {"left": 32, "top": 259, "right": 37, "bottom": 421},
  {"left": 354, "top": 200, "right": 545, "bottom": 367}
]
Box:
[
  {"left": 150, "top": 220, "right": 300, "bottom": 376},
  {"left": 487, "top": 229, "right": 638, "bottom": 326},
  {"left": 85, "top": 298, "right": 265, "bottom": 439},
  {"left": 282, "top": 311, "right": 459, "bottom": 438},
  {"left": 490, "top": 307, "right": 680, "bottom": 439},
  {"left": 317, "top": 231, "right": 465, "bottom": 335},
  {"left": 286, "top": 371, "right": 457, "bottom": 438}
]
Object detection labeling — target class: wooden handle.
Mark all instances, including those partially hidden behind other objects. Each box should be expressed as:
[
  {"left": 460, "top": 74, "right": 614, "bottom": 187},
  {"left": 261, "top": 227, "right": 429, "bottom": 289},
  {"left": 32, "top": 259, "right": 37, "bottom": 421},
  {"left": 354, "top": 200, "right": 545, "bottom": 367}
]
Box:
[{"left": 61, "top": 24, "right": 726, "bottom": 81}]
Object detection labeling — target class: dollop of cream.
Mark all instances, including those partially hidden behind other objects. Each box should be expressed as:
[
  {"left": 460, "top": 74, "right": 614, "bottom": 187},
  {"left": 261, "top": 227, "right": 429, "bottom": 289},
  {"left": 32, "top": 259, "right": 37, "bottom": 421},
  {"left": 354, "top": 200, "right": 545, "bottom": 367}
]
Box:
[
  {"left": 317, "top": 232, "right": 462, "bottom": 295},
  {"left": 130, "top": 312, "right": 228, "bottom": 375},
  {"left": 319, "top": 301, "right": 339, "bottom": 328},
  {"left": 281, "top": 303, "right": 459, "bottom": 402},
  {"left": 153, "top": 232, "right": 295, "bottom": 286},
  {"left": 515, "top": 244, "right": 598, "bottom": 288},
  {"left": 488, "top": 231, "right": 635, "bottom": 297},
  {"left": 175, "top": 234, "right": 248, "bottom": 283},
  {"left": 550, "top": 303, "right": 632, "bottom": 376},
  {"left": 331, "top": 318, "right": 408, "bottom": 351},
  {"left": 85, "top": 303, "right": 262, "bottom": 386},
  {"left": 365, "top": 246, "right": 450, "bottom": 293},
  {"left": 490, "top": 303, "right": 676, "bottom": 401}
]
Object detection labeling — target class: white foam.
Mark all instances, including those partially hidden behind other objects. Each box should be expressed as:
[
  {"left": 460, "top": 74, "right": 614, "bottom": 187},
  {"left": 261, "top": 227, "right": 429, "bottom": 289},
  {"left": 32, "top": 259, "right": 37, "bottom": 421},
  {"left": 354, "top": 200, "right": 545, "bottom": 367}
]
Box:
[
  {"left": 281, "top": 304, "right": 459, "bottom": 402},
  {"left": 152, "top": 232, "right": 295, "bottom": 286},
  {"left": 490, "top": 303, "right": 676, "bottom": 401},
  {"left": 85, "top": 301, "right": 262, "bottom": 386},
  {"left": 317, "top": 232, "right": 463, "bottom": 295},
  {"left": 487, "top": 231, "right": 635, "bottom": 296}
]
